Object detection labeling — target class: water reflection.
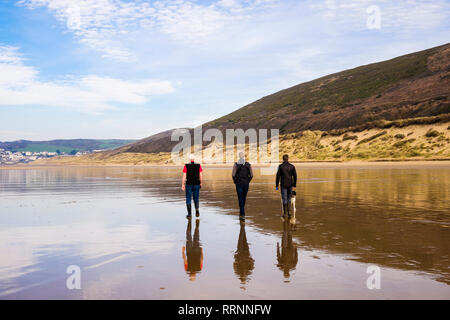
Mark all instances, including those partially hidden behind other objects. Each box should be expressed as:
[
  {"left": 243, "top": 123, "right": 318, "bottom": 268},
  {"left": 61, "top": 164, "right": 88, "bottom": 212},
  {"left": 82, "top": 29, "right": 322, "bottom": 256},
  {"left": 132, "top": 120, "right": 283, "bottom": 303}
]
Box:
[
  {"left": 182, "top": 219, "right": 203, "bottom": 281},
  {"left": 233, "top": 221, "right": 255, "bottom": 288},
  {"left": 277, "top": 219, "right": 299, "bottom": 280},
  {"left": 0, "top": 165, "right": 449, "bottom": 299}
]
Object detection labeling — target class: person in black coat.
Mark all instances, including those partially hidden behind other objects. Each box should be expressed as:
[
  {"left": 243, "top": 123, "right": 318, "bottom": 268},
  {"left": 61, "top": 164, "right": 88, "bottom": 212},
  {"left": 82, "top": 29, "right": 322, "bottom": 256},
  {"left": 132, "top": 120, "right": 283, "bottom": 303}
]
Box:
[{"left": 232, "top": 152, "right": 253, "bottom": 220}]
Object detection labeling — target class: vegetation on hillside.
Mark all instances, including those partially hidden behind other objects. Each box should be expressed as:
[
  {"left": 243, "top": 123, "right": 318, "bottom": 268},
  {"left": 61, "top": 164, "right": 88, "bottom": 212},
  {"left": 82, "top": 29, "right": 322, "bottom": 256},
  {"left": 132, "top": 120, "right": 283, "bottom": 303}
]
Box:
[
  {"left": 209, "top": 45, "right": 431, "bottom": 123},
  {"left": 278, "top": 122, "right": 449, "bottom": 161},
  {"left": 205, "top": 43, "right": 449, "bottom": 133},
  {"left": 114, "top": 43, "right": 450, "bottom": 156},
  {"left": 33, "top": 121, "right": 449, "bottom": 165}
]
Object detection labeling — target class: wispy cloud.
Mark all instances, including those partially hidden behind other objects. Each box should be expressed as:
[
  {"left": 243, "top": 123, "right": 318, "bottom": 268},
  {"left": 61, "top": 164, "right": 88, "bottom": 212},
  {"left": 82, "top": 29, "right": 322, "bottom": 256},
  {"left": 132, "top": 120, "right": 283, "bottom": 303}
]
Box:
[
  {"left": 0, "top": 45, "right": 175, "bottom": 113},
  {"left": 18, "top": 0, "right": 152, "bottom": 61},
  {"left": 18, "top": 0, "right": 450, "bottom": 60},
  {"left": 18, "top": 0, "right": 278, "bottom": 60},
  {"left": 150, "top": 0, "right": 277, "bottom": 43}
]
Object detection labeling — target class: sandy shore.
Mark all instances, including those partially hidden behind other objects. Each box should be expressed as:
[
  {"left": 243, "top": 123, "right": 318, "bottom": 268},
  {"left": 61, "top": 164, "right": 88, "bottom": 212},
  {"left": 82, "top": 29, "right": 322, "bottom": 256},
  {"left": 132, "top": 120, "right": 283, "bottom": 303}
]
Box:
[{"left": 2, "top": 159, "right": 450, "bottom": 170}]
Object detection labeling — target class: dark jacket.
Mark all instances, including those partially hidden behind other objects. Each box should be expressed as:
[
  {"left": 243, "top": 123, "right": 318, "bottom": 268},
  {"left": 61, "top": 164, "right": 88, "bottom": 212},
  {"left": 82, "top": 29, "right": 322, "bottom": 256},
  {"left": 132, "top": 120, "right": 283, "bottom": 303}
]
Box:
[
  {"left": 276, "top": 162, "right": 297, "bottom": 188},
  {"left": 232, "top": 162, "right": 253, "bottom": 185},
  {"left": 185, "top": 163, "right": 201, "bottom": 185}
]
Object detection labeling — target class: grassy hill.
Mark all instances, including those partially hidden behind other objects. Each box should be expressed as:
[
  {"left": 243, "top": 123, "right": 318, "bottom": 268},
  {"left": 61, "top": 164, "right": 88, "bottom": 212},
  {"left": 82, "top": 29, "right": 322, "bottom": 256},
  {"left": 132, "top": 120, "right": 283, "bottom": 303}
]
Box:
[
  {"left": 34, "top": 43, "right": 450, "bottom": 164},
  {"left": 0, "top": 139, "right": 136, "bottom": 153},
  {"left": 204, "top": 43, "right": 449, "bottom": 133},
  {"left": 34, "top": 121, "right": 449, "bottom": 165}
]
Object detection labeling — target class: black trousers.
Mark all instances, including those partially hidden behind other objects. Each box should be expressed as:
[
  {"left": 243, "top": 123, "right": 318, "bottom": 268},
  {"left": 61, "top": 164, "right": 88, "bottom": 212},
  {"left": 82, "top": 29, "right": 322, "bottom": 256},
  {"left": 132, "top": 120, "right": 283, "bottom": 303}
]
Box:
[{"left": 235, "top": 183, "right": 249, "bottom": 215}]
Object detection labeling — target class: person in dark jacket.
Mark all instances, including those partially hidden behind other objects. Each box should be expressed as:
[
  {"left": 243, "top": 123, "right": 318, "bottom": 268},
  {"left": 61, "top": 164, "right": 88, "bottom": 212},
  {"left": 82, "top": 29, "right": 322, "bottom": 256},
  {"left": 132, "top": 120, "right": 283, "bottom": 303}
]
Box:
[
  {"left": 276, "top": 154, "right": 297, "bottom": 217},
  {"left": 182, "top": 154, "right": 203, "bottom": 218},
  {"left": 233, "top": 220, "right": 254, "bottom": 286},
  {"left": 232, "top": 152, "right": 253, "bottom": 220},
  {"left": 276, "top": 218, "right": 298, "bottom": 279}
]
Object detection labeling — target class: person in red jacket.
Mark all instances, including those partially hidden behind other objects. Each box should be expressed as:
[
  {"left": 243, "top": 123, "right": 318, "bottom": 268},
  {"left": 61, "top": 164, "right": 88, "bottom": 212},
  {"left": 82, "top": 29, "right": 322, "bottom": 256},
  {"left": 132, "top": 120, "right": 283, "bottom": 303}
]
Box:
[{"left": 182, "top": 154, "right": 203, "bottom": 218}]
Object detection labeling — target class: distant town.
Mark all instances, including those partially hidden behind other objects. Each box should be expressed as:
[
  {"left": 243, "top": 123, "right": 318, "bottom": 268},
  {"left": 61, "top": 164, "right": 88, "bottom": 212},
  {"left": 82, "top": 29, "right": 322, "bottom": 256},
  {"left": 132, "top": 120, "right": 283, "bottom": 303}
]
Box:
[{"left": 0, "top": 149, "right": 102, "bottom": 165}]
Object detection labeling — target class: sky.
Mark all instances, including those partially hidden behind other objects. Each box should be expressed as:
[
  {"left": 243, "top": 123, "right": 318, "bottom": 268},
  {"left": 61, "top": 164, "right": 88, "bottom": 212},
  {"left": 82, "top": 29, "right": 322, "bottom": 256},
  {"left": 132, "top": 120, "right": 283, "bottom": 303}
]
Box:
[{"left": 0, "top": 0, "right": 449, "bottom": 141}]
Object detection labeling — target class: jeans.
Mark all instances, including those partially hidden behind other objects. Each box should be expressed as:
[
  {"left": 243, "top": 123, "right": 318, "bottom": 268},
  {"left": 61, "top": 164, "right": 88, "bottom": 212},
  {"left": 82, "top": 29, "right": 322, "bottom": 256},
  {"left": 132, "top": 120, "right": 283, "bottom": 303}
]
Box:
[
  {"left": 235, "top": 183, "right": 249, "bottom": 215},
  {"left": 185, "top": 185, "right": 200, "bottom": 206},
  {"left": 281, "top": 187, "right": 293, "bottom": 205}
]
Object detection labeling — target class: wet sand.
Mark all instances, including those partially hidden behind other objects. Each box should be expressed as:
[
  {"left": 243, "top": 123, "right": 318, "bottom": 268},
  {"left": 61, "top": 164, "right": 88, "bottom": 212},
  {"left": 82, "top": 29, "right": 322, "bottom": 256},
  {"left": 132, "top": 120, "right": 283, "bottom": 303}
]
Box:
[{"left": 0, "top": 165, "right": 449, "bottom": 299}]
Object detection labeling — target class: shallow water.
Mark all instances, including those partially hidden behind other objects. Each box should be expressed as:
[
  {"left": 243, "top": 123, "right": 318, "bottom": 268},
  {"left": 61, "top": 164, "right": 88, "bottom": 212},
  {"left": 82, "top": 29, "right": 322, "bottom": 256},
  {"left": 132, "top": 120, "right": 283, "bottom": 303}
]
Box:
[{"left": 0, "top": 165, "right": 449, "bottom": 299}]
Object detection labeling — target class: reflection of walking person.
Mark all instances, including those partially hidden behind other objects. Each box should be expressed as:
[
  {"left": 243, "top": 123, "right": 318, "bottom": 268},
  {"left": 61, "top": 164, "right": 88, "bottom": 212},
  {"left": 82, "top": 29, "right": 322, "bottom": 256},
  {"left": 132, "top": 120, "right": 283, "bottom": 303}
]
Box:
[
  {"left": 232, "top": 152, "right": 253, "bottom": 221},
  {"left": 276, "top": 154, "right": 297, "bottom": 217},
  {"left": 182, "top": 219, "right": 203, "bottom": 281},
  {"left": 182, "top": 154, "right": 203, "bottom": 218},
  {"left": 233, "top": 220, "right": 255, "bottom": 287},
  {"left": 276, "top": 219, "right": 298, "bottom": 279}
]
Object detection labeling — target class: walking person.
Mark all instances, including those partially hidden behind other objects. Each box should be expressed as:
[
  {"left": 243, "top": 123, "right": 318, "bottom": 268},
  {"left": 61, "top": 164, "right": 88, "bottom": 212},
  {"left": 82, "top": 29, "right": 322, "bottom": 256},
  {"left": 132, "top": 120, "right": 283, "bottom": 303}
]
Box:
[
  {"left": 232, "top": 152, "right": 253, "bottom": 221},
  {"left": 276, "top": 154, "right": 297, "bottom": 217},
  {"left": 182, "top": 154, "right": 203, "bottom": 218}
]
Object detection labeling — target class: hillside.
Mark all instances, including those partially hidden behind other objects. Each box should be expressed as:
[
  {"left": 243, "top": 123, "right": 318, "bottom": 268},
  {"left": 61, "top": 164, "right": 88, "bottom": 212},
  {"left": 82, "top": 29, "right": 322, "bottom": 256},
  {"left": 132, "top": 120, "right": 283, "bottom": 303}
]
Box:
[
  {"left": 0, "top": 139, "right": 136, "bottom": 153},
  {"left": 34, "top": 43, "right": 450, "bottom": 164},
  {"left": 205, "top": 43, "right": 449, "bottom": 133},
  {"left": 32, "top": 121, "right": 449, "bottom": 165}
]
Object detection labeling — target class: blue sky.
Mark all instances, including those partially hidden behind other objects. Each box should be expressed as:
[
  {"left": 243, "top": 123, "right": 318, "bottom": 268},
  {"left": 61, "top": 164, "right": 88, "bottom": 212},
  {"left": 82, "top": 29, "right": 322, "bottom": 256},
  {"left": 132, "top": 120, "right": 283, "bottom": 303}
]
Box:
[{"left": 0, "top": 0, "right": 449, "bottom": 141}]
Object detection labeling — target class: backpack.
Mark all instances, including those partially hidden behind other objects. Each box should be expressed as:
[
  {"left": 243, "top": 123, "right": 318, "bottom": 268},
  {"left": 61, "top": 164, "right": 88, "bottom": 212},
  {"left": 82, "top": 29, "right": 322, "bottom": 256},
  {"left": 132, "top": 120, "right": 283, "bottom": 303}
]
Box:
[{"left": 233, "top": 162, "right": 251, "bottom": 184}]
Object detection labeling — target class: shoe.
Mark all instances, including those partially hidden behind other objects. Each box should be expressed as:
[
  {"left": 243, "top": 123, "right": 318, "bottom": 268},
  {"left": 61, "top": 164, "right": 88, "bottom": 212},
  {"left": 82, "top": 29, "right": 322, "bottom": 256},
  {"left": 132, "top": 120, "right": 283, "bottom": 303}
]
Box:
[
  {"left": 194, "top": 202, "right": 200, "bottom": 217},
  {"left": 287, "top": 202, "right": 291, "bottom": 217},
  {"left": 239, "top": 214, "right": 245, "bottom": 221},
  {"left": 282, "top": 204, "right": 287, "bottom": 217},
  {"left": 186, "top": 204, "right": 192, "bottom": 218}
]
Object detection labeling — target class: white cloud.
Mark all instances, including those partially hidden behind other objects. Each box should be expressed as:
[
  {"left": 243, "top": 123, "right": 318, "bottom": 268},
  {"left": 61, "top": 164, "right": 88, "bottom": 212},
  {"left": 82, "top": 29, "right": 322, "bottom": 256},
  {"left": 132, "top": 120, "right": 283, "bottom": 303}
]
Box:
[
  {"left": 17, "top": 0, "right": 449, "bottom": 64},
  {"left": 16, "top": 0, "right": 113, "bottom": 61},
  {"left": 18, "top": 0, "right": 278, "bottom": 60},
  {"left": 0, "top": 46, "right": 37, "bottom": 87},
  {"left": 18, "top": 0, "right": 151, "bottom": 61},
  {"left": 0, "top": 45, "right": 175, "bottom": 113}
]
